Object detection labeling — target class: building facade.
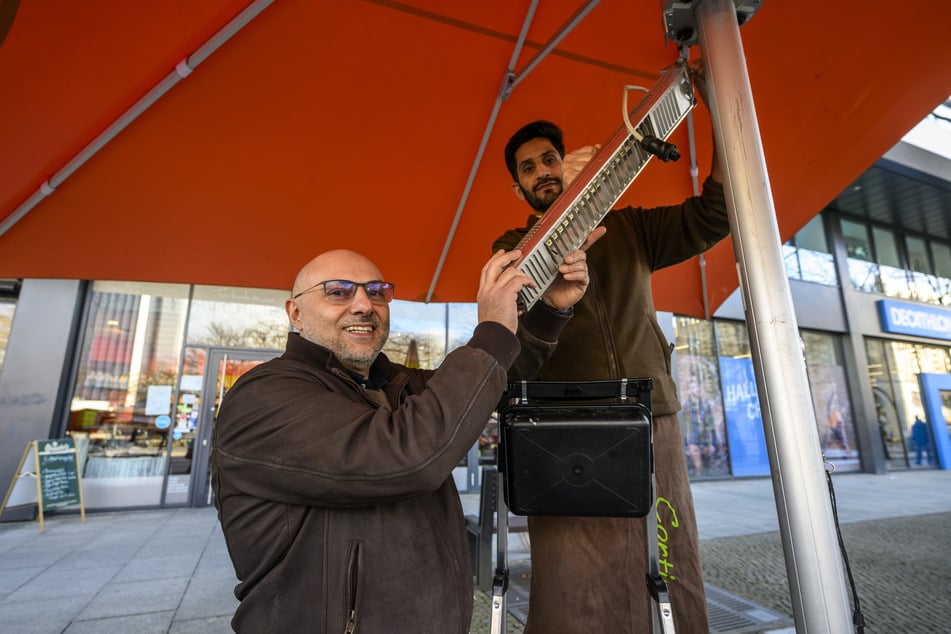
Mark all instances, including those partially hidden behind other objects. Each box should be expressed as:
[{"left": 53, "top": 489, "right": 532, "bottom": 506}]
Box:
[{"left": 673, "top": 138, "right": 951, "bottom": 479}]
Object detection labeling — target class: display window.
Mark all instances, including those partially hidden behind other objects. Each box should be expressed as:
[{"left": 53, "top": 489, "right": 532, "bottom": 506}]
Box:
[
  {"left": 68, "top": 282, "right": 191, "bottom": 508},
  {"left": 0, "top": 299, "right": 15, "bottom": 373},
  {"left": 674, "top": 317, "right": 730, "bottom": 480},
  {"left": 67, "top": 282, "right": 289, "bottom": 509},
  {"left": 678, "top": 320, "right": 861, "bottom": 478},
  {"left": 866, "top": 338, "right": 951, "bottom": 470},
  {"left": 801, "top": 330, "right": 860, "bottom": 470}
]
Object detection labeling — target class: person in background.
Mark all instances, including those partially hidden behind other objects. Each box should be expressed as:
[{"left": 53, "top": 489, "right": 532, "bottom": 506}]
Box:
[
  {"left": 211, "top": 240, "right": 599, "bottom": 633},
  {"left": 911, "top": 415, "right": 933, "bottom": 466},
  {"left": 492, "top": 58, "right": 729, "bottom": 632}
]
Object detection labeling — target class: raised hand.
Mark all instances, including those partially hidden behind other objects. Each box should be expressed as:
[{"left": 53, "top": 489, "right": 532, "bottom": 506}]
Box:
[
  {"left": 561, "top": 144, "right": 601, "bottom": 187},
  {"left": 477, "top": 249, "right": 534, "bottom": 334},
  {"left": 540, "top": 225, "right": 606, "bottom": 311}
]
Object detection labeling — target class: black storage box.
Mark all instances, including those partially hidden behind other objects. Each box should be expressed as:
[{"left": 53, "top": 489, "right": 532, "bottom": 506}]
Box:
[{"left": 498, "top": 379, "right": 653, "bottom": 518}]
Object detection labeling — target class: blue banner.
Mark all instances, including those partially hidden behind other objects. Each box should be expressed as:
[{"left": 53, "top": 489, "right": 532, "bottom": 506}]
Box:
[{"left": 718, "top": 356, "right": 770, "bottom": 476}]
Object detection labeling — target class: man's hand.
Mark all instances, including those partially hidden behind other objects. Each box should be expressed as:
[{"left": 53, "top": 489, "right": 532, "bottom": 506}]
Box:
[
  {"left": 540, "top": 226, "right": 607, "bottom": 311},
  {"left": 688, "top": 58, "right": 710, "bottom": 110},
  {"left": 477, "top": 249, "right": 534, "bottom": 334},
  {"left": 688, "top": 57, "right": 723, "bottom": 183},
  {"left": 561, "top": 144, "right": 600, "bottom": 187}
]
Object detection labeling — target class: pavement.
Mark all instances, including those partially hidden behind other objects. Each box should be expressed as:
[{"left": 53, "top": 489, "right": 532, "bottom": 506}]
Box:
[{"left": 0, "top": 469, "right": 949, "bottom": 633}]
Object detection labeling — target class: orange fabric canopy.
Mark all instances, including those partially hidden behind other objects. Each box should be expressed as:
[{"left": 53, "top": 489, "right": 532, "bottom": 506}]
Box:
[{"left": 1, "top": 0, "right": 949, "bottom": 316}]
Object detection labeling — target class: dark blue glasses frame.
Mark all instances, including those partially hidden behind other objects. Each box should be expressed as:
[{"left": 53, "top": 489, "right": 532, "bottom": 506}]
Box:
[{"left": 292, "top": 279, "right": 395, "bottom": 304}]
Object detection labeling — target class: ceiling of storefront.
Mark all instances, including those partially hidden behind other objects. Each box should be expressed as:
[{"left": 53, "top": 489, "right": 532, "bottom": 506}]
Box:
[{"left": 831, "top": 155, "right": 951, "bottom": 242}]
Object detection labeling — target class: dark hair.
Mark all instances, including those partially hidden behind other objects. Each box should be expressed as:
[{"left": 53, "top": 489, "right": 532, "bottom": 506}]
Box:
[{"left": 504, "top": 120, "right": 565, "bottom": 181}]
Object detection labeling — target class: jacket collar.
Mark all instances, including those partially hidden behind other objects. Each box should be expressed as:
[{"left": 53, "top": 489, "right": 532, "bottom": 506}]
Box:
[{"left": 282, "top": 332, "right": 392, "bottom": 388}]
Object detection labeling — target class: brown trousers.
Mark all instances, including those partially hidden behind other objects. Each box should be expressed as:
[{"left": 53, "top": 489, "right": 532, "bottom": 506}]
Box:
[{"left": 523, "top": 413, "right": 708, "bottom": 633}]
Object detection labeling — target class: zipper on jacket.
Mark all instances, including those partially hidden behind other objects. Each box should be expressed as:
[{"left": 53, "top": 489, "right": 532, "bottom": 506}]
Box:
[
  {"left": 588, "top": 270, "right": 620, "bottom": 375},
  {"left": 344, "top": 541, "right": 362, "bottom": 634}
]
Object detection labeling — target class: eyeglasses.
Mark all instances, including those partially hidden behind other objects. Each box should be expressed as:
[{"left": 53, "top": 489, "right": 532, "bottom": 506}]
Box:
[{"left": 292, "top": 279, "right": 395, "bottom": 304}]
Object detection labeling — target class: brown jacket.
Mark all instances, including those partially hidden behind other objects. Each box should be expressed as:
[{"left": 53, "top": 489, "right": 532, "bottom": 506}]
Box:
[
  {"left": 494, "top": 176, "right": 729, "bottom": 414},
  {"left": 212, "top": 305, "right": 570, "bottom": 633}
]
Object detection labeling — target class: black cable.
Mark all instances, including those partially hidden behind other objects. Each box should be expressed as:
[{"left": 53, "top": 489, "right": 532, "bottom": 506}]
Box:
[{"left": 825, "top": 468, "right": 866, "bottom": 632}]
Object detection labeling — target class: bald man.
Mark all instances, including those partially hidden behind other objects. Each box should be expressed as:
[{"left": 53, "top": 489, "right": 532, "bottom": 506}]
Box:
[{"left": 211, "top": 244, "right": 597, "bottom": 633}]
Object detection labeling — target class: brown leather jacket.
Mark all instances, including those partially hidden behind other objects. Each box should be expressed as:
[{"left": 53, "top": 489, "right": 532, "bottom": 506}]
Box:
[
  {"left": 494, "top": 177, "right": 729, "bottom": 415},
  {"left": 212, "top": 305, "right": 570, "bottom": 633}
]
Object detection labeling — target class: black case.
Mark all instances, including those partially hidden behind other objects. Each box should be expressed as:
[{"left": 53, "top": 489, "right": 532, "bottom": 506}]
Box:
[{"left": 498, "top": 379, "right": 653, "bottom": 518}]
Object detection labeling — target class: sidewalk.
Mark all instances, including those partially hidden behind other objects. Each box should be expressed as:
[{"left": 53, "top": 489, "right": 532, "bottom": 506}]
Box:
[{"left": 0, "top": 469, "right": 949, "bottom": 633}]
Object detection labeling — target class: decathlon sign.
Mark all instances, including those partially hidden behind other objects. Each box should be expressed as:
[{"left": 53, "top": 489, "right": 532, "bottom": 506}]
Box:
[{"left": 877, "top": 300, "right": 951, "bottom": 341}]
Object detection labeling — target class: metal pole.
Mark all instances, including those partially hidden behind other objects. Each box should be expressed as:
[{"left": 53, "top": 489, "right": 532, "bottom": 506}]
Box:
[{"left": 695, "top": 0, "right": 853, "bottom": 631}]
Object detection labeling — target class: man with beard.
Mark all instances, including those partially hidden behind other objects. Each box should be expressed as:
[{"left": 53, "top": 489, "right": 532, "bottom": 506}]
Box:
[
  {"left": 492, "top": 60, "right": 730, "bottom": 632},
  {"left": 211, "top": 243, "right": 598, "bottom": 633}
]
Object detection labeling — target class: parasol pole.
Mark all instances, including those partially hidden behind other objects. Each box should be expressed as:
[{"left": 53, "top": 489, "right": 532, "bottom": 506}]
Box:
[{"left": 690, "top": 0, "right": 854, "bottom": 630}]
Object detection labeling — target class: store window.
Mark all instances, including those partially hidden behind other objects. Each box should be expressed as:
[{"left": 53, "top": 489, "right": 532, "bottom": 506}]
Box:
[
  {"left": 163, "top": 285, "right": 290, "bottom": 504},
  {"left": 865, "top": 340, "right": 908, "bottom": 470},
  {"left": 783, "top": 215, "right": 837, "bottom": 285},
  {"left": 906, "top": 236, "right": 946, "bottom": 305},
  {"left": 842, "top": 219, "right": 879, "bottom": 293},
  {"left": 801, "top": 330, "right": 859, "bottom": 471},
  {"left": 186, "top": 285, "right": 289, "bottom": 349},
  {"left": 0, "top": 300, "right": 15, "bottom": 373},
  {"left": 69, "top": 282, "right": 190, "bottom": 509},
  {"left": 707, "top": 322, "right": 861, "bottom": 476},
  {"left": 873, "top": 227, "right": 909, "bottom": 299},
  {"left": 840, "top": 218, "right": 949, "bottom": 306},
  {"left": 382, "top": 300, "right": 478, "bottom": 370},
  {"left": 385, "top": 301, "right": 494, "bottom": 466},
  {"left": 447, "top": 304, "right": 479, "bottom": 354},
  {"left": 674, "top": 317, "right": 729, "bottom": 479},
  {"left": 933, "top": 241, "right": 951, "bottom": 306},
  {"left": 386, "top": 300, "right": 448, "bottom": 370},
  {"left": 67, "top": 282, "right": 294, "bottom": 510},
  {"left": 712, "top": 321, "right": 770, "bottom": 476},
  {"left": 865, "top": 338, "right": 951, "bottom": 470}
]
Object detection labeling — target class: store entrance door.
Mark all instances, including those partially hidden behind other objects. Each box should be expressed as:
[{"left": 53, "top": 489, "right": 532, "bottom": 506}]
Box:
[{"left": 170, "top": 347, "right": 281, "bottom": 507}]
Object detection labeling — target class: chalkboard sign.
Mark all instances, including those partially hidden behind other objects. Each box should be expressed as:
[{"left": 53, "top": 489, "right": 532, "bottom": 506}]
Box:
[
  {"left": 37, "top": 439, "right": 81, "bottom": 509},
  {"left": 1, "top": 438, "right": 86, "bottom": 533}
]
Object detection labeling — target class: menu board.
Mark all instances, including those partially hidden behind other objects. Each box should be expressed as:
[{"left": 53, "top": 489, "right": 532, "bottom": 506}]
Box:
[
  {"left": 1, "top": 438, "right": 86, "bottom": 532},
  {"left": 37, "top": 439, "right": 81, "bottom": 509}
]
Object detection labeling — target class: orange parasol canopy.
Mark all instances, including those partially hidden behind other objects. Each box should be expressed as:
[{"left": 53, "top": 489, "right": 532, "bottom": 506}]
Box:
[{"left": 1, "top": 0, "right": 949, "bottom": 316}]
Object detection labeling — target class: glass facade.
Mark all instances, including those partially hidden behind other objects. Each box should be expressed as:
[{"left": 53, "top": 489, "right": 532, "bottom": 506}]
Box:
[
  {"left": 64, "top": 281, "right": 481, "bottom": 510},
  {"left": 842, "top": 218, "right": 878, "bottom": 293},
  {"left": 68, "top": 282, "right": 289, "bottom": 509},
  {"left": 383, "top": 301, "right": 477, "bottom": 370},
  {"left": 69, "top": 282, "right": 192, "bottom": 507},
  {"left": 802, "top": 330, "right": 859, "bottom": 470},
  {"left": 0, "top": 299, "right": 14, "bottom": 373},
  {"left": 674, "top": 317, "right": 729, "bottom": 479},
  {"left": 33, "top": 207, "right": 951, "bottom": 509},
  {"left": 674, "top": 318, "right": 861, "bottom": 478},
  {"left": 842, "top": 217, "right": 951, "bottom": 306},
  {"left": 865, "top": 338, "right": 951, "bottom": 469},
  {"left": 783, "top": 215, "right": 837, "bottom": 285}
]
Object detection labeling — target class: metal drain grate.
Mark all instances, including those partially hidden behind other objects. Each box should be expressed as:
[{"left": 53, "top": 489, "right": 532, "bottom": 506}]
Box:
[
  {"left": 502, "top": 571, "right": 793, "bottom": 633},
  {"left": 706, "top": 584, "right": 794, "bottom": 634}
]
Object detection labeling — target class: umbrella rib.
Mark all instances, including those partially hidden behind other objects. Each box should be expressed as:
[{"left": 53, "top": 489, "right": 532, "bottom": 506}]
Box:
[
  {"left": 0, "top": 0, "right": 275, "bottom": 238},
  {"left": 424, "top": 0, "right": 542, "bottom": 302},
  {"left": 507, "top": 0, "right": 602, "bottom": 96}
]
